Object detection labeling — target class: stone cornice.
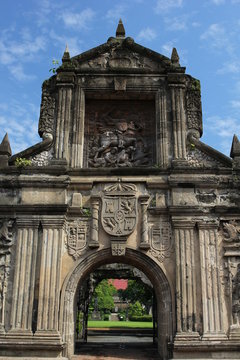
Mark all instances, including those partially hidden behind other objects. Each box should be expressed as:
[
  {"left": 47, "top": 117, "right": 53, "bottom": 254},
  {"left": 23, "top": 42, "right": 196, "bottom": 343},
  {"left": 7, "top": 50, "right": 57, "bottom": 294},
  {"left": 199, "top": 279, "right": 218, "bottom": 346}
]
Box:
[{"left": 16, "top": 217, "right": 40, "bottom": 228}]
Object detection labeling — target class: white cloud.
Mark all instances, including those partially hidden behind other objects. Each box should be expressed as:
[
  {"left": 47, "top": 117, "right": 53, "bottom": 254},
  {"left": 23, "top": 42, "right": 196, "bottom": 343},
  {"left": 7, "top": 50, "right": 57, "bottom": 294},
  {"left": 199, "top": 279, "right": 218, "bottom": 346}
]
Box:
[
  {"left": 161, "top": 41, "right": 175, "bottom": 57},
  {"left": 206, "top": 116, "right": 240, "bottom": 138},
  {"left": 105, "top": 5, "right": 126, "bottom": 22},
  {"left": 60, "top": 8, "right": 95, "bottom": 29},
  {"left": 230, "top": 100, "right": 240, "bottom": 109},
  {"left": 217, "top": 60, "right": 240, "bottom": 74},
  {"left": 155, "top": 0, "right": 183, "bottom": 13},
  {"left": 200, "top": 23, "right": 234, "bottom": 54},
  {"left": 164, "top": 16, "right": 187, "bottom": 31},
  {"left": 211, "top": 0, "right": 225, "bottom": 5},
  {"left": 8, "top": 64, "right": 36, "bottom": 81},
  {"left": 49, "top": 30, "right": 82, "bottom": 56},
  {"left": 137, "top": 28, "right": 157, "bottom": 41}
]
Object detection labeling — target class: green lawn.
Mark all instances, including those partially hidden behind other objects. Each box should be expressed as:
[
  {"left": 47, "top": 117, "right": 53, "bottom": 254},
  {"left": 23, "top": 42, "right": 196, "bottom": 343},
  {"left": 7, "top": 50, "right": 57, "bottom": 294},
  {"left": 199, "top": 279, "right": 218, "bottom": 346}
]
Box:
[{"left": 88, "top": 320, "right": 153, "bottom": 329}]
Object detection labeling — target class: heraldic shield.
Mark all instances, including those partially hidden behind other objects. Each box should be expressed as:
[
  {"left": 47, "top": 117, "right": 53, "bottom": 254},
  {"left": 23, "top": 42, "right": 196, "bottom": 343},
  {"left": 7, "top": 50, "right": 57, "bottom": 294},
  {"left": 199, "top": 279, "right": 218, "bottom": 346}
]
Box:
[{"left": 101, "top": 183, "right": 137, "bottom": 237}]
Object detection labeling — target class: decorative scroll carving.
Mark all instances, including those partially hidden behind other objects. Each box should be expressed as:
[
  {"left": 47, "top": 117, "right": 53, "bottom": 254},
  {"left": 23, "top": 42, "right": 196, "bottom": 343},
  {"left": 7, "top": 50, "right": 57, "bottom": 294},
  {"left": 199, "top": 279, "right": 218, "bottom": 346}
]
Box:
[
  {"left": 101, "top": 183, "right": 137, "bottom": 237},
  {"left": 38, "top": 81, "right": 55, "bottom": 136},
  {"left": 0, "top": 219, "right": 14, "bottom": 332},
  {"left": 66, "top": 219, "right": 89, "bottom": 259},
  {"left": 149, "top": 218, "right": 173, "bottom": 262},
  {"left": 222, "top": 221, "right": 240, "bottom": 243},
  {"left": 186, "top": 77, "right": 202, "bottom": 136},
  {"left": 86, "top": 100, "right": 154, "bottom": 168},
  {"left": 187, "top": 148, "right": 223, "bottom": 168}
]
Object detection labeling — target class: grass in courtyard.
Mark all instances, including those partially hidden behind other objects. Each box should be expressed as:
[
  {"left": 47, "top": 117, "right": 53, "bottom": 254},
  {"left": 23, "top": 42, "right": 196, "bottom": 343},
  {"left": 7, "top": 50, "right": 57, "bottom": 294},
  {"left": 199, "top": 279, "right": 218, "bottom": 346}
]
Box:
[{"left": 88, "top": 320, "right": 153, "bottom": 329}]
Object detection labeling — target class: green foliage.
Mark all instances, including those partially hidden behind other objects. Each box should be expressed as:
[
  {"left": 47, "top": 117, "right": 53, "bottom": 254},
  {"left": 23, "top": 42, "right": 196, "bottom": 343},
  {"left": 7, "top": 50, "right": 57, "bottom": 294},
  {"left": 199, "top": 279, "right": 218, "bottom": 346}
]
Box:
[
  {"left": 81, "top": 208, "right": 92, "bottom": 217},
  {"left": 91, "top": 279, "right": 117, "bottom": 314},
  {"left": 129, "top": 315, "right": 153, "bottom": 322},
  {"left": 88, "top": 320, "right": 153, "bottom": 328},
  {"left": 191, "top": 79, "right": 201, "bottom": 92},
  {"left": 128, "top": 301, "right": 143, "bottom": 317},
  {"left": 49, "top": 59, "right": 60, "bottom": 74},
  {"left": 15, "top": 157, "right": 32, "bottom": 167},
  {"left": 118, "top": 280, "right": 153, "bottom": 312}
]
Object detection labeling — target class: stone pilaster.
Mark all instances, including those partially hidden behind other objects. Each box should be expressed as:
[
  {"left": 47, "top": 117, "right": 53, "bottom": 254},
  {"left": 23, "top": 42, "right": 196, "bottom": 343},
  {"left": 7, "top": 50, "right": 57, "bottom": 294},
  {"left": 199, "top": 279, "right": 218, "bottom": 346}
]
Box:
[
  {"left": 173, "top": 219, "right": 199, "bottom": 340},
  {"left": 89, "top": 197, "right": 100, "bottom": 248},
  {"left": 71, "top": 86, "right": 85, "bottom": 168},
  {"left": 170, "top": 85, "right": 187, "bottom": 160},
  {"left": 139, "top": 196, "right": 150, "bottom": 249},
  {"left": 35, "top": 218, "right": 65, "bottom": 338},
  {"left": 156, "top": 89, "right": 168, "bottom": 167},
  {"left": 55, "top": 86, "right": 73, "bottom": 162},
  {"left": 9, "top": 218, "right": 39, "bottom": 336},
  {"left": 198, "top": 221, "right": 227, "bottom": 340}
]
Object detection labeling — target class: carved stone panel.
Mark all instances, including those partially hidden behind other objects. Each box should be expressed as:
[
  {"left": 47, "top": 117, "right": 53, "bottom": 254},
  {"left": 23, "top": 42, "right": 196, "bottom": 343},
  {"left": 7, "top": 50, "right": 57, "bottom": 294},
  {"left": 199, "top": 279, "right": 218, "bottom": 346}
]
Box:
[
  {"left": 149, "top": 217, "right": 173, "bottom": 262},
  {"left": 66, "top": 219, "right": 90, "bottom": 259},
  {"left": 85, "top": 100, "right": 155, "bottom": 168},
  {"left": 101, "top": 183, "right": 137, "bottom": 237}
]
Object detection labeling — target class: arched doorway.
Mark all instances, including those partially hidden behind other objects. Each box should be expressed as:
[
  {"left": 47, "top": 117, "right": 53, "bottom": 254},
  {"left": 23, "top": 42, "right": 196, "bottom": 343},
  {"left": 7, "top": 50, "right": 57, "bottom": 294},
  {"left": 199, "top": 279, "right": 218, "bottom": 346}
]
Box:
[{"left": 60, "top": 248, "right": 174, "bottom": 360}]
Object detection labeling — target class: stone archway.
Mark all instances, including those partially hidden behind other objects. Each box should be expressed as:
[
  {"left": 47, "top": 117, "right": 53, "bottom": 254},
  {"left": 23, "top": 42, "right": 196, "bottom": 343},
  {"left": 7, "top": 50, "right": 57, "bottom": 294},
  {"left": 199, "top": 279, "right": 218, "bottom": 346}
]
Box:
[{"left": 59, "top": 248, "right": 173, "bottom": 360}]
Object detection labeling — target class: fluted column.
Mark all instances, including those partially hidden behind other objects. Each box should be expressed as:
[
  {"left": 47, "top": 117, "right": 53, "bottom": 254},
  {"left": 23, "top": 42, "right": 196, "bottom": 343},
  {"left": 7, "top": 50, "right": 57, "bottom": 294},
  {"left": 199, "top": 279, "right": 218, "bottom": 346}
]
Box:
[
  {"left": 55, "top": 86, "right": 73, "bottom": 162},
  {"left": 35, "top": 218, "right": 65, "bottom": 338},
  {"left": 170, "top": 85, "right": 187, "bottom": 160},
  {"left": 139, "top": 196, "right": 150, "bottom": 249},
  {"left": 71, "top": 86, "right": 85, "bottom": 168},
  {"left": 9, "top": 218, "right": 39, "bottom": 335},
  {"left": 156, "top": 89, "right": 168, "bottom": 167},
  {"left": 173, "top": 219, "right": 199, "bottom": 340},
  {"left": 198, "top": 221, "right": 227, "bottom": 340},
  {"left": 89, "top": 197, "right": 100, "bottom": 248}
]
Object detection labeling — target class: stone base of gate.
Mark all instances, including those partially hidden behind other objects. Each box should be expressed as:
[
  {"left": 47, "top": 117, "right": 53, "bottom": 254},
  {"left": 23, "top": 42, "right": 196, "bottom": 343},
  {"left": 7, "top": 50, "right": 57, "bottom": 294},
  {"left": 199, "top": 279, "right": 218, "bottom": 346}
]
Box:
[
  {"left": 0, "top": 335, "right": 64, "bottom": 358},
  {"left": 172, "top": 339, "right": 240, "bottom": 359}
]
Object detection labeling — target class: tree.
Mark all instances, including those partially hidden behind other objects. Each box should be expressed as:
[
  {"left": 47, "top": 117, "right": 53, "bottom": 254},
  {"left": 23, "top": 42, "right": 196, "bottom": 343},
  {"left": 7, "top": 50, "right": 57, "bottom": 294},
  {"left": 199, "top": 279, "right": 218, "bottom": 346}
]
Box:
[
  {"left": 91, "top": 279, "right": 116, "bottom": 314},
  {"left": 118, "top": 280, "right": 153, "bottom": 313},
  {"left": 128, "top": 301, "right": 143, "bottom": 317}
]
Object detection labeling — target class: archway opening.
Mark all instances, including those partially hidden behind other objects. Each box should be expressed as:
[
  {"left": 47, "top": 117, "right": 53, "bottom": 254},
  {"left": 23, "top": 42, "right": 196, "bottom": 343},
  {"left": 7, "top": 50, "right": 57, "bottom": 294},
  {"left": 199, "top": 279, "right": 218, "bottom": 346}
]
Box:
[
  {"left": 74, "top": 263, "right": 157, "bottom": 353},
  {"left": 60, "top": 248, "right": 173, "bottom": 360}
]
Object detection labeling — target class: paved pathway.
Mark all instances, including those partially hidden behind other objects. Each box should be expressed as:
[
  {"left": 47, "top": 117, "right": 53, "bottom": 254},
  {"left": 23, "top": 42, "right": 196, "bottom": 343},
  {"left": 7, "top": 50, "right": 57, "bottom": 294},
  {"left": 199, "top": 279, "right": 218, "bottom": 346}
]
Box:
[{"left": 73, "top": 334, "right": 160, "bottom": 359}]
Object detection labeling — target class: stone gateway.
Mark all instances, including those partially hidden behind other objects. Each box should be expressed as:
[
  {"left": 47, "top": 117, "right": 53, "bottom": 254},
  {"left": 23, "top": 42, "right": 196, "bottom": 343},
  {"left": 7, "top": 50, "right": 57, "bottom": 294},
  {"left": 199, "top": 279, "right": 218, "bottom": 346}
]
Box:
[{"left": 0, "top": 20, "right": 240, "bottom": 359}]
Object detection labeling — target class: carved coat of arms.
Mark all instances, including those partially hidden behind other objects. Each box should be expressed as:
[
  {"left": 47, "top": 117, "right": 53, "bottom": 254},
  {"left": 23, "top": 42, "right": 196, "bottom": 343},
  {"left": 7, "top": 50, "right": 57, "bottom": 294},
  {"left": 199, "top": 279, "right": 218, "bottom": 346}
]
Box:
[
  {"left": 149, "top": 219, "right": 173, "bottom": 262},
  {"left": 66, "top": 220, "right": 89, "bottom": 259},
  {"left": 101, "top": 183, "right": 137, "bottom": 237}
]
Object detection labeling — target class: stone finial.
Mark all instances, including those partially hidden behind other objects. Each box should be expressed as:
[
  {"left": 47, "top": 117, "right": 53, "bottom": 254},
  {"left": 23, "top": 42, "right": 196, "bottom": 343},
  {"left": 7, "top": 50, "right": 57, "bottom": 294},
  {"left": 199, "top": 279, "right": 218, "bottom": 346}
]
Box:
[
  {"left": 171, "top": 47, "right": 180, "bottom": 66},
  {"left": 230, "top": 134, "right": 240, "bottom": 159},
  {"left": 62, "top": 44, "right": 70, "bottom": 63},
  {"left": 116, "top": 19, "right": 125, "bottom": 38},
  {"left": 0, "top": 133, "right": 12, "bottom": 157}
]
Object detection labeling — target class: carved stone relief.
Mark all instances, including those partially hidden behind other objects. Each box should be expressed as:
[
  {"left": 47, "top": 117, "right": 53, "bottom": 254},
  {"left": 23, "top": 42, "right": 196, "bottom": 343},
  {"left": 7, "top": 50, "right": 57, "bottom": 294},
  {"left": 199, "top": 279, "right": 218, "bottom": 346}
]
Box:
[
  {"left": 221, "top": 221, "right": 240, "bottom": 329},
  {"left": 149, "top": 217, "right": 173, "bottom": 262},
  {"left": 101, "top": 183, "right": 137, "bottom": 237},
  {"left": 186, "top": 77, "right": 202, "bottom": 135},
  {"left": 186, "top": 148, "right": 223, "bottom": 168},
  {"left": 73, "top": 48, "right": 164, "bottom": 72},
  {"left": 85, "top": 100, "right": 155, "bottom": 168},
  {"left": 0, "top": 219, "right": 14, "bottom": 332},
  {"left": 38, "top": 81, "right": 55, "bottom": 136},
  {"left": 66, "top": 219, "right": 90, "bottom": 259},
  {"left": 196, "top": 189, "right": 217, "bottom": 204}
]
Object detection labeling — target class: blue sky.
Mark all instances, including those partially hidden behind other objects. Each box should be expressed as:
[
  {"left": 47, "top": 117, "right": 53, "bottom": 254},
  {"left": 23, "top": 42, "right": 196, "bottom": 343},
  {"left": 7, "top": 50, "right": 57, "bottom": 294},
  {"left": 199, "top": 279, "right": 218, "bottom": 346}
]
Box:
[{"left": 0, "top": 0, "right": 240, "bottom": 156}]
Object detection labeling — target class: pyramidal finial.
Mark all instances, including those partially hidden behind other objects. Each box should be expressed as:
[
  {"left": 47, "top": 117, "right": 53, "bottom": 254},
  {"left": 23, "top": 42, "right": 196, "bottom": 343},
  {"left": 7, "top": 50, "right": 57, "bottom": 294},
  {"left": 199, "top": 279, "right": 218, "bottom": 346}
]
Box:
[
  {"left": 230, "top": 134, "right": 240, "bottom": 158},
  {"left": 171, "top": 47, "right": 180, "bottom": 66},
  {"left": 0, "top": 133, "right": 12, "bottom": 157},
  {"left": 116, "top": 19, "right": 125, "bottom": 38},
  {"left": 62, "top": 44, "right": 70, "bottom": 63}
]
